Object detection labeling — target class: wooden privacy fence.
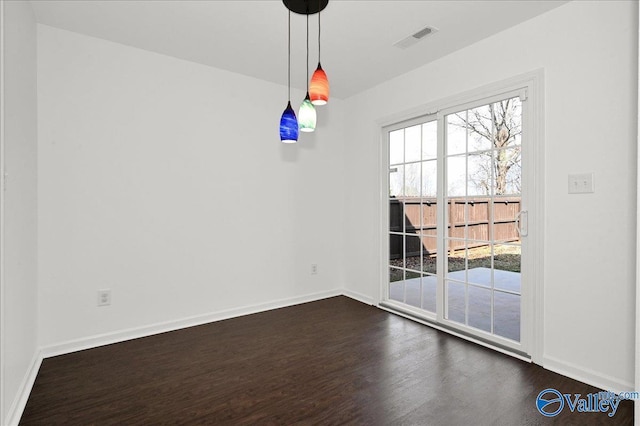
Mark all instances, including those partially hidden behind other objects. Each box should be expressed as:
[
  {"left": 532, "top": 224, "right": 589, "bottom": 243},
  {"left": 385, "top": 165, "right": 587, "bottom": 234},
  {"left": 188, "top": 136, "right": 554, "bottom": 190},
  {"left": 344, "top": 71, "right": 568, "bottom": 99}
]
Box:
[{"left": 390, "top": 197, "right": 521, "bottom": 259}]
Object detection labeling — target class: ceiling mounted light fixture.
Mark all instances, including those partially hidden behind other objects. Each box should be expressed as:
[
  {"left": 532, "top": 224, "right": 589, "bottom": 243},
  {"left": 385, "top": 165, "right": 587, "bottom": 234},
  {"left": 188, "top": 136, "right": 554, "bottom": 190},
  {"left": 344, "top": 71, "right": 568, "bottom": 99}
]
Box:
[
  {"left": 279, "top": 9, "right": 298, "bottom": 143},
  {"left": 280, "top": 0, "right": 328, "bottom": 142}
]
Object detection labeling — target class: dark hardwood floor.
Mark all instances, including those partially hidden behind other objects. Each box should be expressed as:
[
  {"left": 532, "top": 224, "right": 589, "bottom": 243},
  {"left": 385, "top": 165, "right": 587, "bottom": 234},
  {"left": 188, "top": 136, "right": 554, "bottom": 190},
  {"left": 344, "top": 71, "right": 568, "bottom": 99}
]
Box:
[{"left": 20, "top": 296, "right": 632, "bottom": 425}]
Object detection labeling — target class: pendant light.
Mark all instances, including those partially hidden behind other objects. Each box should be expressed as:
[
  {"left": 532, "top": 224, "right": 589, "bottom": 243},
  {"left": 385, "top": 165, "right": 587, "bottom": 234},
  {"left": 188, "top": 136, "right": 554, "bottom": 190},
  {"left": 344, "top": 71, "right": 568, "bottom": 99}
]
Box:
[
  {"left": 298, "top": 13, "right": 316, "bottom": 132},
  {"left": 309, "top": 0, "right": 329, "bottom": 105},
  {"left": 280, "top": 9, "right": 298, "bottom": 143}
]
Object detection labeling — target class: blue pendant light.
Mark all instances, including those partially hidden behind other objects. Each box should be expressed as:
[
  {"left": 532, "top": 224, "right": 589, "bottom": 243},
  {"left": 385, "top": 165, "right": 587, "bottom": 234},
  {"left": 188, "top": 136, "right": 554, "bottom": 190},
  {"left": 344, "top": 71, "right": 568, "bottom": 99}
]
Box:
[
  {"left": 280, "top": 9, "right": 298, "bottom": 143},
  {"left": 280, "top": 101, "right": 298, "bottom": 143}
]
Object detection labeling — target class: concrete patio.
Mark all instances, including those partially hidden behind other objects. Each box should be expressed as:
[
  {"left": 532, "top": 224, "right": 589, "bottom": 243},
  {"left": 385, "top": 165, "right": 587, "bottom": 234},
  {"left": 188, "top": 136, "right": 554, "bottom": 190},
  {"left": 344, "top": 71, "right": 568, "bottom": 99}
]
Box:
[{"left": 389, "top": 267, "right": 521, "bottom": 341}]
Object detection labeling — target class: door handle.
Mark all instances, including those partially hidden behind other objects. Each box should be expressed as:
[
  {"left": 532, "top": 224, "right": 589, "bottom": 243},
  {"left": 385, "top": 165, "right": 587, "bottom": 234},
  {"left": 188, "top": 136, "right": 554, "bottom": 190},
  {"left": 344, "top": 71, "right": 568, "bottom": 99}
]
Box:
[{"left": 515, "top": 210, "right": 528, "bottom": 237}]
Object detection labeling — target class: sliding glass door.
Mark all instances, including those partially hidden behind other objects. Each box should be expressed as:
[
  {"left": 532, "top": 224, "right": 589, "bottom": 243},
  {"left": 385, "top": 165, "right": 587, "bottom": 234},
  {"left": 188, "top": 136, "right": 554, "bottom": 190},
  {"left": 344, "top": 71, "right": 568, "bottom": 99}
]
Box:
[{"left": 384, "top": 91, "right": 528, "bottom": 353}]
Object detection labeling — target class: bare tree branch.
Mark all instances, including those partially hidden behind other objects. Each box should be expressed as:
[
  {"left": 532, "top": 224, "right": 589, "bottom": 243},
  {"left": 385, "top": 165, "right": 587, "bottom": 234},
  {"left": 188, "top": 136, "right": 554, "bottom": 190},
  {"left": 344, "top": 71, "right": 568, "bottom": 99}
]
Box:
[{"left": 451, "top": 99, "right": 522, "bottom": 195}]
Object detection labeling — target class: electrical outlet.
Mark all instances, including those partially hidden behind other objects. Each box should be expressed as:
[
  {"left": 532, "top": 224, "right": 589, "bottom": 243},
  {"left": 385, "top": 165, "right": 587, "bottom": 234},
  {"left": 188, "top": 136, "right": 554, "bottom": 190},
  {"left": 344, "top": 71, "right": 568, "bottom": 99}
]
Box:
[
  {"left": 97, "top": 289, "right": 111, "bottom": 307},
  {"left": 311, "top": 264, "right": 318, "bottom": 275}
]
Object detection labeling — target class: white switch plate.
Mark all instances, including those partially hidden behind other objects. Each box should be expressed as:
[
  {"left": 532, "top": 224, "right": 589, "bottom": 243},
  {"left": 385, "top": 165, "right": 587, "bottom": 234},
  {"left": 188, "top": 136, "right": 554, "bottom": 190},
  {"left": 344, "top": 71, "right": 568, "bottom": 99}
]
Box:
[{"left": 568, "top": 173, "right": 594, "bottom": 194}]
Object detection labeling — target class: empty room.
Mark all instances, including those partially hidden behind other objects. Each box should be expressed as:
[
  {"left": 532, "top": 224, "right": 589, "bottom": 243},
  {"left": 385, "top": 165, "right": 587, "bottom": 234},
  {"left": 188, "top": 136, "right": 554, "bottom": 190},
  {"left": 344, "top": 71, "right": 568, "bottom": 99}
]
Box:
[{"left": 1, "top": 0, "right": 639, "bottom": 424}]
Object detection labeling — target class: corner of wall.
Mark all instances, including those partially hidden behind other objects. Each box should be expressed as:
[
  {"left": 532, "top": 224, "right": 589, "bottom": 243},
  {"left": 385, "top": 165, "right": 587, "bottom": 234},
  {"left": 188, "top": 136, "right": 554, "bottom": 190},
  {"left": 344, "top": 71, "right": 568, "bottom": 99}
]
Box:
[{"left": 1, "top": 0, "right": 39, "bottom": 423}]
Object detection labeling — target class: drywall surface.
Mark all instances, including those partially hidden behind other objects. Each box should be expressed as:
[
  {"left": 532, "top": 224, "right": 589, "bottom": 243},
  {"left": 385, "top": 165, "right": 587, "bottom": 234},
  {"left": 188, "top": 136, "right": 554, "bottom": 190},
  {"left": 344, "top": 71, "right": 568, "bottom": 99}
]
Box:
[{"left": 37, "top": 25, "right": 345, "bottom": 348}]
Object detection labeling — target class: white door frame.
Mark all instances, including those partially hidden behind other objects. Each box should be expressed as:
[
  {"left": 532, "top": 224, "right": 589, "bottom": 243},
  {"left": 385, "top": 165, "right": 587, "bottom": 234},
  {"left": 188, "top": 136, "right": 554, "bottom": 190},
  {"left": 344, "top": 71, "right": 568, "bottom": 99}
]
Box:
[
  {"left": 0, "top": 0, "right": 7, "bottom": 419},
  {"left": 377, "top": 70, "right": 545, "bottom": 363},
  {"left": 635, "top": 4, "right": 639, "bottom": 420}
]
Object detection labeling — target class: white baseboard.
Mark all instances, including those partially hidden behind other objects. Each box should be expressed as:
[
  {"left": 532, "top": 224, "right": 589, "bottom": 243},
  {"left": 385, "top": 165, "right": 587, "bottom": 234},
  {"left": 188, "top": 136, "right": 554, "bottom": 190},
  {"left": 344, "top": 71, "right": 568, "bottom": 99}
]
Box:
[
  {"left": 4, "top": 350, "right": 43, "bottom": 426},
  {"left": 41, "top": 289, "right": 343, "bottom": 358},
  {"left": 342, "top": 289, "right": 376, "bottom": 305},
  {"left": 543, "top": 354, "right": 634, "bottom": 394}
]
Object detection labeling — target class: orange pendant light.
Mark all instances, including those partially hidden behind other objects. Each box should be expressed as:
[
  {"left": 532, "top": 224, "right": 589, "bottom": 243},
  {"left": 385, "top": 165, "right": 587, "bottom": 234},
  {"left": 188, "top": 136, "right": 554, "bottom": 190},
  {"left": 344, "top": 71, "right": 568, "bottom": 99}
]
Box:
[
  {"left": 309, "top": 1, "right": 329, "bottom": 105},
  {"left": 310, "top": 63, "right": 329, "bottom": 105}
]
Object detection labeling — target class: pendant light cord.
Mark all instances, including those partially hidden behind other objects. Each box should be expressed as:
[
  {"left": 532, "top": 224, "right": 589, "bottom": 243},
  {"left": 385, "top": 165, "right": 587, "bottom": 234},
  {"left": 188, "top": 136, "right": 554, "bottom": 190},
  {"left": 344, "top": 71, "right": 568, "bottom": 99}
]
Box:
[
  {"left": 318, "top": 0, "right": 321, "bottom": 62},
  {"left": 288, "top": 9, "right": 291, "bottom": 101},
  {"left": 306, "top": 14, "right": 309, "bottom": 91}
]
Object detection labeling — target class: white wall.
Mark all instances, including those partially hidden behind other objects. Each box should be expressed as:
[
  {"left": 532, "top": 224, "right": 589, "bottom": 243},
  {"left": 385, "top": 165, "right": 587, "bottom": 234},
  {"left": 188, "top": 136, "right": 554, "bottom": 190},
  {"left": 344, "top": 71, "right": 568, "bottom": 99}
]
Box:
[
  {"left": 37, "top": 25, "right": 345, "bottom": 348},
  {"left": 1, "top": 0, "right": 39, "bottom": 423},
  {"left": 342, "top": 0, "right": 637, "bottom": 391}
]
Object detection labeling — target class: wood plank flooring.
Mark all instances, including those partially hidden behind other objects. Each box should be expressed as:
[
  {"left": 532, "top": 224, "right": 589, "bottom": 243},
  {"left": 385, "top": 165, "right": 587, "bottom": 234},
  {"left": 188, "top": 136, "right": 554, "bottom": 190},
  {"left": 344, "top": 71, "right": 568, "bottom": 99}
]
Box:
[{"left": 20, "top": 296, "right": 632, "bottom": 425}]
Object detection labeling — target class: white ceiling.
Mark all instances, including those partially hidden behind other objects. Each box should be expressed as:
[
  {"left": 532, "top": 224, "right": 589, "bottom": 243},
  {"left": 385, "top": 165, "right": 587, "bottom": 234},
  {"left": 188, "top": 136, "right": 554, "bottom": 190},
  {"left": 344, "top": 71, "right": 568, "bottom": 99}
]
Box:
[{"left": 29, "top": 0, "right": 569, "bottom": 100}]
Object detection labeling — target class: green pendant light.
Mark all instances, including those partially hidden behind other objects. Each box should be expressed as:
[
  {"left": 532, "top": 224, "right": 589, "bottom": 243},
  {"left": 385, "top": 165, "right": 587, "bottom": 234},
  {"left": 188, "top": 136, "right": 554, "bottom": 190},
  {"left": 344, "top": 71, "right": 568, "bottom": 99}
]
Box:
[{"left": 298, "top": 13, "right": 316, "bottom": 132}]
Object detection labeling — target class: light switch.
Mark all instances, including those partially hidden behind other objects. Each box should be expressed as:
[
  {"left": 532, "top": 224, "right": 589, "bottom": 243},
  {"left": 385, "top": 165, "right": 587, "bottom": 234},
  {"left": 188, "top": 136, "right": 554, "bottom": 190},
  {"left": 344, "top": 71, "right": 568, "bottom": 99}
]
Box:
[{"left": 568, "top": 173, "right": 594, "bottom": 194}]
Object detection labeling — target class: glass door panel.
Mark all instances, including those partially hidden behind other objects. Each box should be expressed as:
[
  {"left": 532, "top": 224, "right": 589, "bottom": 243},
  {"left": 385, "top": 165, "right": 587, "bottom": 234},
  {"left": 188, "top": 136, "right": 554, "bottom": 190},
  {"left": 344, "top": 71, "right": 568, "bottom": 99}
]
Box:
[
  {"left": 443, "top": 96, "right": 522, "bottom": 342},
  {"left": 387, "top": 120, "right": 438, "bottom": 314}
]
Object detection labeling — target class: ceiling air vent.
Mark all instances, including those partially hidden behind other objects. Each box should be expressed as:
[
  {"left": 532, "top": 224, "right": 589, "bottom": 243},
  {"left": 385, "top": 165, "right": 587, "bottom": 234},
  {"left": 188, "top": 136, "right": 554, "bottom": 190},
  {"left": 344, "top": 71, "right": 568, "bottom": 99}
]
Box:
[{"left": 394, "top": 26, "right": 438, "bottom": 49}]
